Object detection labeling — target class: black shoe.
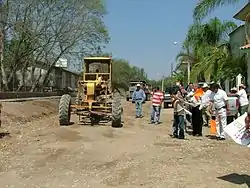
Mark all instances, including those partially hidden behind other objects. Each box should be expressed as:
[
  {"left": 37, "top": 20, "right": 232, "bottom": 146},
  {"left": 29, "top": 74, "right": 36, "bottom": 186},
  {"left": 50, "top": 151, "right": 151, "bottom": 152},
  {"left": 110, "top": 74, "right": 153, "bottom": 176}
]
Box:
[
  {"left": 217, "top": 137, "right": 225, "bottom": 140},
  {"left": 197, "top": 133, "right": 202, "bottom": 137},
  {"left": 178, "top": 135, "right": 185, "bottom": 139},
  {"left": 171, "top": 134, "right": 178, "bottom": 138}
]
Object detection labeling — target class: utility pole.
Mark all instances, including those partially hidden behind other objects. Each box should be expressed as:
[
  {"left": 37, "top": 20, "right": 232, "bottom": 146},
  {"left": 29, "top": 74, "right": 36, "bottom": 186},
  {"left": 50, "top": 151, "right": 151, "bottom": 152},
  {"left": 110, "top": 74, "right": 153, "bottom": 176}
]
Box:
[
  {"left": 0, "top": 30, "right": 3, "bottom": 91},
  {"left": 187, "top": 61, "right": 190, "bottom": 84},
  {"left": 161, "top": 75, "right": 164, "bottom": 91},
  {"left": 170, "top": 62, "right": 173, "bottom": 76}
]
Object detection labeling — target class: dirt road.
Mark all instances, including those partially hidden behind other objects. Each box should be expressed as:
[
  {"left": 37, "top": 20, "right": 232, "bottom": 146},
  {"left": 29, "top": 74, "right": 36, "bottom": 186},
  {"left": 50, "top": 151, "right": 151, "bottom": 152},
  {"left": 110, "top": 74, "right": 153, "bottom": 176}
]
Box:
[{"left": 0, "top": 99, "right": 249, "bottom": 188}]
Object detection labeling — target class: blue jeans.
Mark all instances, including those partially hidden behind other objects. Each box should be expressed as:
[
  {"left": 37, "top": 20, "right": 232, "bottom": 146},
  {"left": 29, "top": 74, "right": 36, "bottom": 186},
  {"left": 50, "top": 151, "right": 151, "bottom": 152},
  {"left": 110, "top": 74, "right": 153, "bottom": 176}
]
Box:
[
  {"left": 135, "top": 100, "right": 143, "bottom": 117},
  {"left": 151, "top": 105, "right": 161, "bottom": 123},
  {"left": 173, "top": 114, "right": 185, "bottom": 138}
]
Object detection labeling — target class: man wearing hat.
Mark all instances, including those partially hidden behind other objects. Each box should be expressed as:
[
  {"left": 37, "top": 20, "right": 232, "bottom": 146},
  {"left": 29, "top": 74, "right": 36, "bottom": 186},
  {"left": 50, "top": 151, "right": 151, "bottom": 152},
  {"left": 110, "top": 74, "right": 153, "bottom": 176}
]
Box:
[
  {"left": 199, "top": 83, "right": 212, "bottom": 127},
  {"left": 132, "top": 83, "right": 146, "bottom": 118},
  {"left": 237, "top": 83, "right": 249, "bottom": 115},
  {"left": 229, "top": 87, "right": 237, "bottom": 94}
]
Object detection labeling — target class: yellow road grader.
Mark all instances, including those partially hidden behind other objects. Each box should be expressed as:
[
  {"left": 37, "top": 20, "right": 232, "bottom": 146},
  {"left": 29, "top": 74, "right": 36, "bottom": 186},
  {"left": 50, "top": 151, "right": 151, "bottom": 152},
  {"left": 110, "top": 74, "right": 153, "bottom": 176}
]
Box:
[{"left": 58, "top": 57, "right": 123, "bottom": 127}]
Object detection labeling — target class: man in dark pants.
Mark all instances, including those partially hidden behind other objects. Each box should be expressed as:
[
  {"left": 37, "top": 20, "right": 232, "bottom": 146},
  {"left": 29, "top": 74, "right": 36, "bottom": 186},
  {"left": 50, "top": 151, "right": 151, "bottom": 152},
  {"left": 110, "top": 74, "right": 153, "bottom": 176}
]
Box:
[
  {"left": 190, "top": 84, "right": 203, "bottom": 136},
  {"left": 191, "top": 105, "right": 203, "bottom": 136}
]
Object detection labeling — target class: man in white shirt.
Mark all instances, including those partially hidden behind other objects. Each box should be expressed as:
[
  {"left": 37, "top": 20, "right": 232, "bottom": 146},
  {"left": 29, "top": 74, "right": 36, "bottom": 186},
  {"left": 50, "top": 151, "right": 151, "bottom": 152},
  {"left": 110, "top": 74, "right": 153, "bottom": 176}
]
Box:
[
  {"left": 237, "top": 84, "right": 249, "bottom": 115},
  {"left": 209, "top": 84, "right": 228, "bottom": 140},
  {"left": 199, "top": 83, "right": 212, "bottom": 127}
]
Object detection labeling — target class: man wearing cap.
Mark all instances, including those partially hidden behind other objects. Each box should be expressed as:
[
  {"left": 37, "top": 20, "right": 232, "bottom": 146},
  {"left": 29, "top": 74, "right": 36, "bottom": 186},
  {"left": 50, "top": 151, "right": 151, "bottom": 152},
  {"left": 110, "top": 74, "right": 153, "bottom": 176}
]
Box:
[
  {"left": 132, "top": 84, "right": 146, "bottom": 118},
  {"left": 229, "top": 87, "right": 238, "bottom": 95},
  {"left": 199, "top": 83, "right": 212, "bottom": 127},
  {"left": 237, "top": 84, "right": 249, "bottom": 115},
  {"left": 209, "top": 83, "right": 228, "bottom": 140}
]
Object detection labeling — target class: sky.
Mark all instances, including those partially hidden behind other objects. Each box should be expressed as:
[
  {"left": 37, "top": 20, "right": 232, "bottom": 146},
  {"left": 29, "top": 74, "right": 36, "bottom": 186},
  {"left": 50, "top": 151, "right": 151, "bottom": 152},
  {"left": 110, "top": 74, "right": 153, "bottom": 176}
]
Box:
[{"left": 104, "top": 0, "right": 247, "bottom": 80}]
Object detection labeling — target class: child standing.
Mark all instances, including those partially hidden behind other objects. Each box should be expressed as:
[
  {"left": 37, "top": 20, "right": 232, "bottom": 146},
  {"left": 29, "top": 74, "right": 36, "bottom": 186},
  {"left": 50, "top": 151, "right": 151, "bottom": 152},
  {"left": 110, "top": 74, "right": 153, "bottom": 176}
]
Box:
[{"left": 172, "top": 91, "right": 185, "bottom": 139}]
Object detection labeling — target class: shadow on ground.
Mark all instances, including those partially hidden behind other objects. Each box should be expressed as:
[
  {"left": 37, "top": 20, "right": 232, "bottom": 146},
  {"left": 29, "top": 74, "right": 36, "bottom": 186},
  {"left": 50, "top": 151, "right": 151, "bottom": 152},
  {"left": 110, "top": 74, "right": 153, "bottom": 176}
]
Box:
[
  {"left": 217, "top": 173, "right": 250, "bottom": 187},
  {"left": 0, "top": 132, "right": 10, "bottom": 139},
  {"left": 206, "top": 135, "right": 218, "bottom": 140}
]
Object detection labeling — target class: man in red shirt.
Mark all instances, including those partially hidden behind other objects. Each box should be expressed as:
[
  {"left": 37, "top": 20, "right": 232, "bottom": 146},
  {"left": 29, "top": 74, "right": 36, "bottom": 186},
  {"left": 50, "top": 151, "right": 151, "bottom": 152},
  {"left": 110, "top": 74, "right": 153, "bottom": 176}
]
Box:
[{"left": 150, "top": 87, "right": 164, "bottom": 125}]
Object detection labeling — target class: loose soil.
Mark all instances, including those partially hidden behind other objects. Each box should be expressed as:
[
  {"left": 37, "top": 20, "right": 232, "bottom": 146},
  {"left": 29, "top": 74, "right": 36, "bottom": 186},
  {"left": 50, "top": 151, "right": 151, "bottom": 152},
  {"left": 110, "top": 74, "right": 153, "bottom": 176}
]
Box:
[{"left": 0, "top": 99, "right": 249, "bottom": 188}]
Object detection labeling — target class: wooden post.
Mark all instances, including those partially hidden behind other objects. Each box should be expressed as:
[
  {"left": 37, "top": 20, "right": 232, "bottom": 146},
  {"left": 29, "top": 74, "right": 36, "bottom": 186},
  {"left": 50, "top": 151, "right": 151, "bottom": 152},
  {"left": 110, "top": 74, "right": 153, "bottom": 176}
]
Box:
[
  {"left": 0, "top": 102, "right": 2, "bottom": 127},
  {"left": 187, "top": 61, "right": 190, "bottom": 84},
  {"left": 0, "top": 30, "right": 3, "bottom": 91}
]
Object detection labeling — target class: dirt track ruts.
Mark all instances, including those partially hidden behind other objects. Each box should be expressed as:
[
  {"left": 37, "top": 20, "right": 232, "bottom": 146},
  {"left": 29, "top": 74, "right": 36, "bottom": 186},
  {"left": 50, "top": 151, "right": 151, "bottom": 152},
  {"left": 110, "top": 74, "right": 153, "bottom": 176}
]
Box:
[{"left": 0, "top": 99, "right": 250, "bottom": 188}]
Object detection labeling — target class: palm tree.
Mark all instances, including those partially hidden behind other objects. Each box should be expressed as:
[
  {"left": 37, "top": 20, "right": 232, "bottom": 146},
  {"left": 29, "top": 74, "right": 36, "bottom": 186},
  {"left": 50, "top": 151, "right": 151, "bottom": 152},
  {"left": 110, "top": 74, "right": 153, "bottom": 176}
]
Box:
[
  {"left": 185, "top": 18, "right": 236, "bottom": 48},
  {"left": 176, "top": 18, "right": 237, "bottom": 82},
  {"left": 193, "top": 0, "right": 240, "bottom": 21}
]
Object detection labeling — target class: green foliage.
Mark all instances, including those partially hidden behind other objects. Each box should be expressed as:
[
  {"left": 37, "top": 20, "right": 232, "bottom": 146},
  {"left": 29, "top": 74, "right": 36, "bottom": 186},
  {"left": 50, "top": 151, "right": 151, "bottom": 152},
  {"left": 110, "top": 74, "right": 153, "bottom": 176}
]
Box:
[
  {"left": 193, "top": 0, "right": 240, "bottom": 21},
  {"left": 185, "top": 18, "right": 237, "bottom": 50},
  {"left": 112, "top": 58, "right": 149, "bottom": 90},
  {"left": 176, "top": 17, "right": 240, "bottom": 83},
  {"left": 0, "top": 0, "right": 110, "bottom": 91}
]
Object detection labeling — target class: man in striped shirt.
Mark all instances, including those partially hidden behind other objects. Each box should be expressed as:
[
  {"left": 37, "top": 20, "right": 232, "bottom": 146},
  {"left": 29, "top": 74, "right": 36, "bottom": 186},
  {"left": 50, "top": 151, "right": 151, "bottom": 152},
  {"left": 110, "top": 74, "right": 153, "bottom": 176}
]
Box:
[{"left": 150, "top": 87, "right": 164, "bottom": 124}]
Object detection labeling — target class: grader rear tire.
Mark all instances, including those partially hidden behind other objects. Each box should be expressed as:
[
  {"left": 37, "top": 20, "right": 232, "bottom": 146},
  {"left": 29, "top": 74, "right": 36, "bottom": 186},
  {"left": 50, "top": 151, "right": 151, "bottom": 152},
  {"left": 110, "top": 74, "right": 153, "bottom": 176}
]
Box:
[
  {"left": 59, "top": 94, "right": 71, "bottom": 126},
  {"left": 111, "top": 91, "right": 123, "bottom": 128}
]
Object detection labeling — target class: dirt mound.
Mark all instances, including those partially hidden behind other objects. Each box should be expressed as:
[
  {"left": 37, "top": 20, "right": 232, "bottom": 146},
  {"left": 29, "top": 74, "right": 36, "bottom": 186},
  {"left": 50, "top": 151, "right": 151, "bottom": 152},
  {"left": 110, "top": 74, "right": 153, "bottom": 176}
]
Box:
[{"left": 1, "top": 99, "right": 59, "bottom": 125}]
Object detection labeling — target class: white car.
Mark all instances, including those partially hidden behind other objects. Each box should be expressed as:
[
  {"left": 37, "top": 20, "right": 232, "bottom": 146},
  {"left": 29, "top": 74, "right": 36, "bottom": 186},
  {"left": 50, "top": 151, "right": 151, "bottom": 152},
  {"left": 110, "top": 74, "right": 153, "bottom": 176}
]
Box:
[
  {"left": 211, "top": 95, "right": 239, "bottom": 123},
  {"left": 163, "top": 92, "right": 172, "bottom": 108}
]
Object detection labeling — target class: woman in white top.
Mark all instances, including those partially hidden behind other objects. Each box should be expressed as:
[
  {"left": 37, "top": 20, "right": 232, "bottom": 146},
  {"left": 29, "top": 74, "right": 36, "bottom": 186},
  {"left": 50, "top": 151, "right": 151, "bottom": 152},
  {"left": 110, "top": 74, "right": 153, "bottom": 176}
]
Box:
[{"left": 237, "top": 84, "right": 249, "bottom": 115}]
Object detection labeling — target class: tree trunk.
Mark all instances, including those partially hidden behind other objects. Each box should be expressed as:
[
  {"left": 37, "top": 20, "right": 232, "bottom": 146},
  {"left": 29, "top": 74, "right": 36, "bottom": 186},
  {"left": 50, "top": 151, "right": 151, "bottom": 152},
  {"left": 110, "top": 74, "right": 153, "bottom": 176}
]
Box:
[
  {"left": 245, "top": 13, "right": 250, "bottom": 44},
  {"left": 16, "top": 68, "right": 25, "bottom": 92},
  {"left": 30, "top": 73, "right": 42, "bottom": 92},
  {"left": 0, "top": 30, "right": 8, "bottom": 91}
]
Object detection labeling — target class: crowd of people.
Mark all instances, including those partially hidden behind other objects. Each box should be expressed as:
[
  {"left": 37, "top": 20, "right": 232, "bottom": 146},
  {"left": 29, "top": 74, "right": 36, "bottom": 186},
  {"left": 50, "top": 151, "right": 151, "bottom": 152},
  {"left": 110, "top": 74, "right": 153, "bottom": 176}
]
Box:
[{"left": 131, "top": 82, "right": 250, "bottom": 141}]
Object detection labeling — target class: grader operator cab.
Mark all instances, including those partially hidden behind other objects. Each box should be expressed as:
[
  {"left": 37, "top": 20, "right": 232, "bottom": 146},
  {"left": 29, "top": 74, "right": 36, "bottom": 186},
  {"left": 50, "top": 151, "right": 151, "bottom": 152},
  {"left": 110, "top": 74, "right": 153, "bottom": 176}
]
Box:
[{"left": 58, "top": 57, "right": 123, "bottom": 127}]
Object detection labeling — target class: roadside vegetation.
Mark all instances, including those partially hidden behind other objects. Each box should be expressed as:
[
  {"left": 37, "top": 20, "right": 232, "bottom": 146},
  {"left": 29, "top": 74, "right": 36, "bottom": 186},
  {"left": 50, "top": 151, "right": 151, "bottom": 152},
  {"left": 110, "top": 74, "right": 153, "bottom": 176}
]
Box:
[
  {"left": 0, "top": 0, "right": 149, "bottom": 92},
  {"left": 169, "top": 0, "right": 247, "bottom": 86}
]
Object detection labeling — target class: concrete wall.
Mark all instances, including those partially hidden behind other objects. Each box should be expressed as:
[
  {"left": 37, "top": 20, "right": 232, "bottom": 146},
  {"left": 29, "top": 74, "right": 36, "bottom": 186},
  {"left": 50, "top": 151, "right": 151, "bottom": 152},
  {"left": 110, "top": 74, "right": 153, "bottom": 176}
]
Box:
[
  {"left": 248, "top": 54, "right": 250, "bottom": 92},
  {"left": 229, "top": 25, "right": 246, "bottom": 57},
  {"left": 229, "top": 24, "right": 249, "bottom": 90},
  {"left": 15, "top": 67, "right": 78, "bottom": 89},
  {"left": 16, "top": 67, "right": 49, "bottom": 87}
]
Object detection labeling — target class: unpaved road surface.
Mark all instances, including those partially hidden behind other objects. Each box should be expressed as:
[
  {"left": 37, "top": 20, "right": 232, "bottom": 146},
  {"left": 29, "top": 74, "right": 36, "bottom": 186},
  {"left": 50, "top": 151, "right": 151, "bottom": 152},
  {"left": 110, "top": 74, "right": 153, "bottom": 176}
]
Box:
[{"left": 0, "top": 99, "right": 250, "bottom": 188}]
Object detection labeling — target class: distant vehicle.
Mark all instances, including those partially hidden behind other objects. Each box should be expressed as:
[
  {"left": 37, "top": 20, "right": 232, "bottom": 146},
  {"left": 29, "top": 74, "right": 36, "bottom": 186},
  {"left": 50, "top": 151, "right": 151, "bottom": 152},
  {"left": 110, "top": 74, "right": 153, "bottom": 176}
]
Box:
[
  {"left": 163, "top": 91, "right": 172, "bottom": 108},
  {"left": 126, "top": 80, "right": 151, "bottom": 102},
  {"left": 211, "top": 95, "right": 239, "bottom": 124},
  {"left": 163, "top": 86, "right": 179, "bottom": 108}
]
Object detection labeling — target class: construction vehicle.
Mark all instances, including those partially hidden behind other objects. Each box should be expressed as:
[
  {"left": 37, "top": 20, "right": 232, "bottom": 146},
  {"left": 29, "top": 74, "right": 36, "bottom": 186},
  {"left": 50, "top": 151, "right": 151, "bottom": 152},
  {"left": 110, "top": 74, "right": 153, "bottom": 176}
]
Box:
[{"left": 58, "top": 57, "right": 123, "bottom": 127}]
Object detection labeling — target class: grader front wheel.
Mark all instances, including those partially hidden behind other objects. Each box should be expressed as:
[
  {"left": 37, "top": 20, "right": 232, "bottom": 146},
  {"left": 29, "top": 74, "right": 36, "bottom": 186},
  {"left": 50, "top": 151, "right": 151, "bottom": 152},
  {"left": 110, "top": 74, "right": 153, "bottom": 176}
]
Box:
[
  {"left": 59, "top": 94, "right": 71, "bottom": 126},
  {"left": 111, "top": 91, "right": 123, "bottom": 128}
]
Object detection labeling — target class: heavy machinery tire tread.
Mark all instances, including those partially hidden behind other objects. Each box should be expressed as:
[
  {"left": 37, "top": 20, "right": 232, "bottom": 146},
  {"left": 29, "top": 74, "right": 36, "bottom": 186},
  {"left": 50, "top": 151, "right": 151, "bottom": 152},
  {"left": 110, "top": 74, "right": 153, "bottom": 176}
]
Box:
[
  {"left": 111, "top": 90, "right": 123, "bottom": 128},
  {"left": 59, "top": 94, "right": 71, "bottom": 126}
]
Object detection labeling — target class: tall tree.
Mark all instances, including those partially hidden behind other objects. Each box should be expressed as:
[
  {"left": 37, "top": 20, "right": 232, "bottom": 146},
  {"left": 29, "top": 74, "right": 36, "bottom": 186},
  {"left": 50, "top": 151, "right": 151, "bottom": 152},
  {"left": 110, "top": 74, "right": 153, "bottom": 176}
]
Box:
[
  {"left": 193, "top": 0, "right": 240, "bottom": 21},
  {"left": 0, "top": 0, "right": 109, "bottom": 91},
  {"left": 176, "top": 18, "right": 237, "bottom": 82},
  {"left": 112, "top": 59, "right": 149, "bottom": 90}
]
